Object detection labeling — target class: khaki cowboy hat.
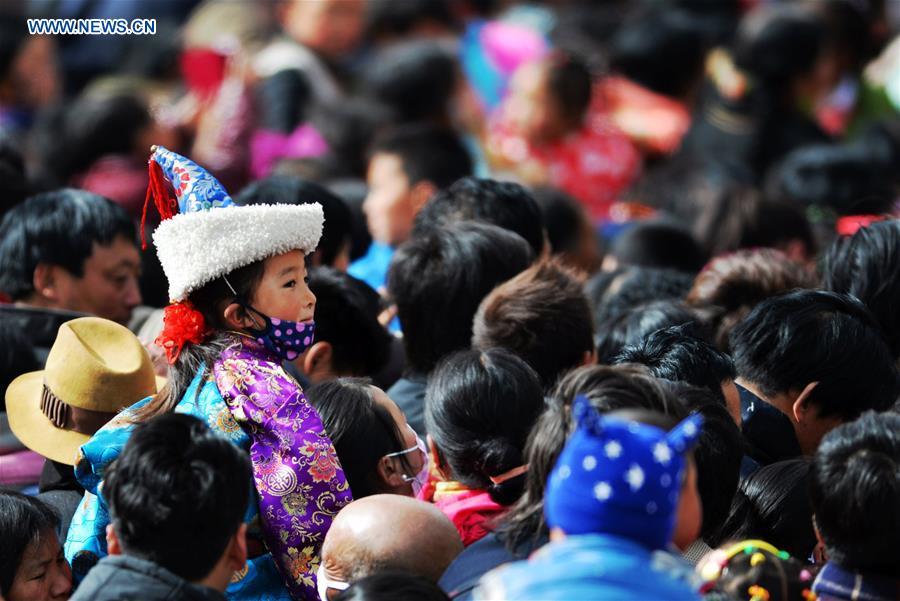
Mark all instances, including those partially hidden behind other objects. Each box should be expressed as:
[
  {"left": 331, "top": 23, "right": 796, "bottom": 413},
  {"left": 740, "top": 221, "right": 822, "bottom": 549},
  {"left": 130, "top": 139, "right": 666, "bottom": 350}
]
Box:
[{"left": 6, "top": 317, "right": 165, "bottom": 465}]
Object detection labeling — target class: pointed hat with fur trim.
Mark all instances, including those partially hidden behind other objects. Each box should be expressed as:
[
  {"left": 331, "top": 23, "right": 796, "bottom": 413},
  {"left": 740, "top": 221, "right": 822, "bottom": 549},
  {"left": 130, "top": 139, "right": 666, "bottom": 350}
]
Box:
[{"left": 144, "top": 146, "right": 323, "bottom": 302}]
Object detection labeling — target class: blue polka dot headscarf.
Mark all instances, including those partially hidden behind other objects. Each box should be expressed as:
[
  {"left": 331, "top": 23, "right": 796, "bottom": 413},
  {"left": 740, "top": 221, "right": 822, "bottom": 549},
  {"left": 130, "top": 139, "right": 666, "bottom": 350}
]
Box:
[{"left": 545, "top": 396, "right": 704, "bottom": 550}]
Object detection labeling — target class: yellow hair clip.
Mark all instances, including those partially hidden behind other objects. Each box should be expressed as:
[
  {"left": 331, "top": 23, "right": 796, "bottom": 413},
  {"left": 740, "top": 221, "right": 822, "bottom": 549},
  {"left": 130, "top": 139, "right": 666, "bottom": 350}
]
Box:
[
  {"left": 748, "top": 584, "right": 771, "bottom": 601},
  {"left": 750, "top": 552, "right": 766, "bottom": 567}
]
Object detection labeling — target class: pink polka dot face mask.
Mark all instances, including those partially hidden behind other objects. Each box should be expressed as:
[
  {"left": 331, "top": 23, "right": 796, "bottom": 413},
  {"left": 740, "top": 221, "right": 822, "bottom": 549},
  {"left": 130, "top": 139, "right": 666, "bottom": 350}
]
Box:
[{"left": 240, "top": 302, "right": 315, "bottom": 361}]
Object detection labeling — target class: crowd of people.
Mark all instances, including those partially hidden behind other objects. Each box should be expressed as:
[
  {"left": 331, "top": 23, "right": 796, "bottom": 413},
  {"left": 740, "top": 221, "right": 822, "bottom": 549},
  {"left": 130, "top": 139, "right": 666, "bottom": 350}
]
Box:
[{"left": 1, "top": 0, "right": 899, "bottom": 600}]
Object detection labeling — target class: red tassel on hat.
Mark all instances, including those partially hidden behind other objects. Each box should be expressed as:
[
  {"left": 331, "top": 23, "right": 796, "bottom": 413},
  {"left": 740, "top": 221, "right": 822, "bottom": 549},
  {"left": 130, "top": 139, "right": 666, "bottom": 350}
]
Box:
[{"left": 140, "top": 149, "right": 180, "bottom": 250}]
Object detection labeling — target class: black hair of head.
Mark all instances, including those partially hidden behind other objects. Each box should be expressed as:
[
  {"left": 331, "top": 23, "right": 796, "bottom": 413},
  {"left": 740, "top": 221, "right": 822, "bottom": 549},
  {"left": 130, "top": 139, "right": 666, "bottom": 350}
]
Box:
[
  {"left": 387, "top": 221, "right": 534, "bottom": 375},
  {"left": 363, "top": 39, "right": 458, "bottom": 124},
  {"left": 0, "top": 489, "right": 60, "bottom": 596},
  {"left": 585, "top": 266, "right": 695, "bottom": 328},
  {"left": 498, "top": 364, "right": 686, "bottom": 553},
  {"left": 323, "top": 178, "right": 372, "bottom": 261},
  {"left": 369, "top": 123, "right": 473, "bottom": 189},
  {"left": 306, "top": 378, "right": 412, "bottom": 499},
  {"left": 531, "top": 186, "right": 586, "bottom": 256},
  {"left": 334, "top": 569, "right": 450, "bottom": 601},
  {"left": 732, "top": 4, "right": 827, "bottom": 91},
  {"left": 609, "top": 6, "right": 706, "bottom": 99},
  {"left": 730, "top": 290, "right": 900, "bottom": 420},
  {"left": 545, "top": 52, "right": 592, "bottom": 129},
  {"left": 235, "top": 174, "right": 352, "bottom": 267},
  {"left": 0, "top": 134, "right": 27, "bottom": 222},
  {"left": 104, "top": 413, "right": 252, "bottom": 582},
  {"left": 0, "top": 320, "right": 39, "bottom": 411},
  {"left": 822, "top": 220, "right": 900, "bottom": 359},
  {"left": 660, "top": 381, "right": 743, "bottom": 543},
  {"left": 425, "top": 348, "right": 545, "bottom": 506},
  {"left": 365, "top": 0, "right": 458, "bottom": 40},
  {"left": 308, "top": 268, "right": 391, "bottom": 377},
  {"left": 595, "top": 299, "right": 710, "bottom": 364},
  {"left": 610, "top": 220, "right": 709, "bottom": 275},
  {"left": 714, "top": 545, "right": 811, "bottom": 601},
  {"left": 614, "top": 324, "right": 735, "bottom": 402},
  {"left": 413, "top": 177, "right": 546, "bottom": 257},
  {"left": 311, "top": 98, "right": 394, "bottom": 178},
  {"left": 0, "top": 188, "right": 136, "bottom": 301},
  {"left": 716, "top": 458, "right": 815, "bottom": 558},
  {"left": 809, "top": 411, "right": 900, "bottom": 575},
  {"left": 254, "top": 68, "right": 313, "bottom": 133}
]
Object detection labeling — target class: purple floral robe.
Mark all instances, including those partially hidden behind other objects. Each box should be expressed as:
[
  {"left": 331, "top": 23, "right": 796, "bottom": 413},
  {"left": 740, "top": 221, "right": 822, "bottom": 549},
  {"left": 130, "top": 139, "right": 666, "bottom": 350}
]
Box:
[{"left": 213, "top": 334, "right": 352, "bottom": 600}]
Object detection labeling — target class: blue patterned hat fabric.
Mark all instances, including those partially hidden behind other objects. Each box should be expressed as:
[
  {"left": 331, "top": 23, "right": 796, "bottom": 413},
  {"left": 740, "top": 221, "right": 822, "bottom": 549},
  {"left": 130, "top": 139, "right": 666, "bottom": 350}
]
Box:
[
  {"left": 151, "top": 146, "right": 234, "bottom": 213},
  {"left": 545, "top": 396, "right": 703, "bottom": 550}
]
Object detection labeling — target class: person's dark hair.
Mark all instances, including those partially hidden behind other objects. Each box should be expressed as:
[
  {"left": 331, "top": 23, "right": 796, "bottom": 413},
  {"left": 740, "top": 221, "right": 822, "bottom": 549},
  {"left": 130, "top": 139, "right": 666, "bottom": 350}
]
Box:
[
  {"left": 413, "top": 177, "right": 545, "bottom": 257},
  {"left": 369, "top": 124, "right": 472, "bottom": 190},
  {"left": 730, "top": 290, "right": 900, "bottom": 420},
  {"left": 40, "top": 92, "right": 152, "bottom": 185},
  {"left": 363, "top": 39, "right": 458, "bottom": 124},
  {"left": 311, "top": 98, "right": 394, "bottom": 179},
  {"left": 609, "top": 221, "right": 709, "bottom": 274},
  {"left": 586, "top": 266, "right": 695, "bottom": 327},
  {"left": 765, "top": 126, "right": 900, "bottom": 216},
  {"left": 307, "top": 378, "right": 413, "bottom": 499},
  {"left": 686, "top": 249, "right": 817, "bottom": 351},
  {"left": 365, "top": 0, "right": 458, "bottom": 41},
  {"left": 334, "top": 570, "right": 451, "bottom": 601},
  {"left": 0, "top": 321, "right": 39, "bottom": 411},
  {"left": 131, "top": 259, "right": 267, "bottom": 422},
  {"left": 499, "top": 364, "right": 685, "bottom": 553},
  {"left": 0, "top": 135, "right": 28, "bottom": 222},
  {"left": 614, "top": 324, "right": 735, "bottom": 402},
  {"left": 595, "top": 299, "right": 710, "bottom": 364},
  {"left": 472, "top": 260, "right": 593, "bottom": 390},
  {"left": 104, "top": 413, "right": 252, "bottom": 582},
  {"left": 732, "top": 4, "right": 828, "bottom": 93},
  {"left": 324, "top": 178, "right": 371, "bottom": 261},
  {"left": 661, "top": 381, "right": 743, "bottom": 544},
  {"left": 388, "top": 221, "right": 533, "bottom": 375},
  {"left": 235, "top": 175, "right": 352, "bottom": 268},
  {"left": 425, "top": 348, "right": 545, "bottom": 506},
  {"left": 308, "top": 268, "right": 391, "bottom": 377},
  {"left": 809, "top": 411, "right": 900, "bottom": 575},
  {"left": 0, "top": 490, "right": 60, "bottom": 597},
  {"left": 0, "top": 188, "right": 137, "bottom": 301},
  {"left": 608, "top": 7, "right": 705, "bottom": 99},
  {"left": 544, "top": 52, "right": 592, "bottom": 130},
  {"left": 715, "top": 459, "right": 815, "bottom": 558},
  {"left": 531, "top": 186, "right": 590, "bottom": 258},
  {"left": 255, "top": 68, "right": 313, "bottom": 133},
  {"left": 822, "top": 220, "right": 900, "bottom": 359}
]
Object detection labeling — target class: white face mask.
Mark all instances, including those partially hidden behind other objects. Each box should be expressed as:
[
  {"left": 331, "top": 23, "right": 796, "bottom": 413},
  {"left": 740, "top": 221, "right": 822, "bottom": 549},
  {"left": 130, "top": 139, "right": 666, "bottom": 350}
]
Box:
[
  {"left": 384, "top": 425, "right": 430, "bottom": 497},
  {"left": 317, "top": 563, "right": 349, "bottom": 601}
]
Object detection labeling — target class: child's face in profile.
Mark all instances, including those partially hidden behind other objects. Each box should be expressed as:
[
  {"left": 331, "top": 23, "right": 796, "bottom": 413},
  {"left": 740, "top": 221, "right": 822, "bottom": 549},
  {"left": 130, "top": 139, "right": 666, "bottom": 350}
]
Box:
[
  {"left": 672, "top": 457, "right": 703, "bottom": 551},
  {"left": 249, "top": 250, "right": 316, "bottom": 325},
  {"left": 505, "top": 61, "right": 569, "bottom": 144},
  {"left": 363, "top": 152, "right": 416, "bottom": 246}
]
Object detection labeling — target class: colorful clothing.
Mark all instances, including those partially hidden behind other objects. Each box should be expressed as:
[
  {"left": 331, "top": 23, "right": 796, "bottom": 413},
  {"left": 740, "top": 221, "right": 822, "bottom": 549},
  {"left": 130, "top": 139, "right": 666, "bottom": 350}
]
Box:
[
  {"left": 813, "top": 562, "right": 899, "bottom": 601},
  {"left": 486, "top": 102, "right": 640, "bottom": 222},
  {"left": 475, "top": 533, "right": 701, "bottom": 600},
  {"left": 429, "top": 481, "right": 506, "bottom": 547},
  {"left": 66, "top": 334, "right": 351, "bottom": 600}
]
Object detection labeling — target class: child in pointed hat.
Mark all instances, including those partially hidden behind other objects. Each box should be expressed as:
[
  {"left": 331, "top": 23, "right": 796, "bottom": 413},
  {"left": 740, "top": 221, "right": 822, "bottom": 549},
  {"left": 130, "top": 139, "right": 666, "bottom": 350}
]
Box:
[
  {"left": 476, "top": 396, "right": 705, "bottom": 600},
  {"left": 65, "top": 146, "right": 353, "bottom": 600}
]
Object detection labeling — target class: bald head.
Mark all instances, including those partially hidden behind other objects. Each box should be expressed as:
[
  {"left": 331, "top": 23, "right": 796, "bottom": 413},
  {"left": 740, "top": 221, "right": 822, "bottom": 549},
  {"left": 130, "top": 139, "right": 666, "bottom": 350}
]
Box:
[{"left": 321, "top": 494, "right": 463, "bottom": 584}]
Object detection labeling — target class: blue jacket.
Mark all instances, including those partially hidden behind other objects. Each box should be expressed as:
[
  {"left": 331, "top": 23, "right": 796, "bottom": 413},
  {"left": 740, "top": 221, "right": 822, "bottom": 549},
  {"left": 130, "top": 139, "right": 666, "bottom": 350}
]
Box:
[{"left": 474, "top": 533, "right": 701, "bottom": 600}]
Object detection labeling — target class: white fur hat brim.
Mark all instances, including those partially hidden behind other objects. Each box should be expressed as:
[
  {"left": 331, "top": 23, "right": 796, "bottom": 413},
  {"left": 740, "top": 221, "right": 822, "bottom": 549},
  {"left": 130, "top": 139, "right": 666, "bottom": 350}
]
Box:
[{"left": 153, "top": 203, "right": 324, "bottom": 302}]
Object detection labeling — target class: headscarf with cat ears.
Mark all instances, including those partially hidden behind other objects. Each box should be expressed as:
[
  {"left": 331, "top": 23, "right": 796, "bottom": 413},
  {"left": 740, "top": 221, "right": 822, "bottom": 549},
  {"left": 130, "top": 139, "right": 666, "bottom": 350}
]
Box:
[{"left": 545, "top": 395, "right": 704, "bottom": 549}]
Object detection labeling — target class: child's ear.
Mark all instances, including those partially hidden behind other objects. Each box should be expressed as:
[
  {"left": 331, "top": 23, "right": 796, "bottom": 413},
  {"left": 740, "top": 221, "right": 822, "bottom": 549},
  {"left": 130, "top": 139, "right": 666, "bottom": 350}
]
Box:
[
  {"left": 223, "top": 302, "right": 256, "bottom": 331},
  {"left": 409, "top": 181, "right": 437, "bottom": 213},
  {"left": 302, "top": 342, "right": 333, "bottom": 378},
  {"left": 377, "top": 455, "right": 407, "bottom": 488},
  {"left": 791, "top": 381, "right": 819, "bottom": 424},
  {"left": 33, "top": 263, "right": 58, "bottom": 301},
  {"left": 224, "top": 523, "right": 248, "bottom": 573},
  {"left": 427, "top": 435, "right": 450, "bottom": 480},
  {"left": 106, "top": 523, "right": 122, "bottom": 556}
]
